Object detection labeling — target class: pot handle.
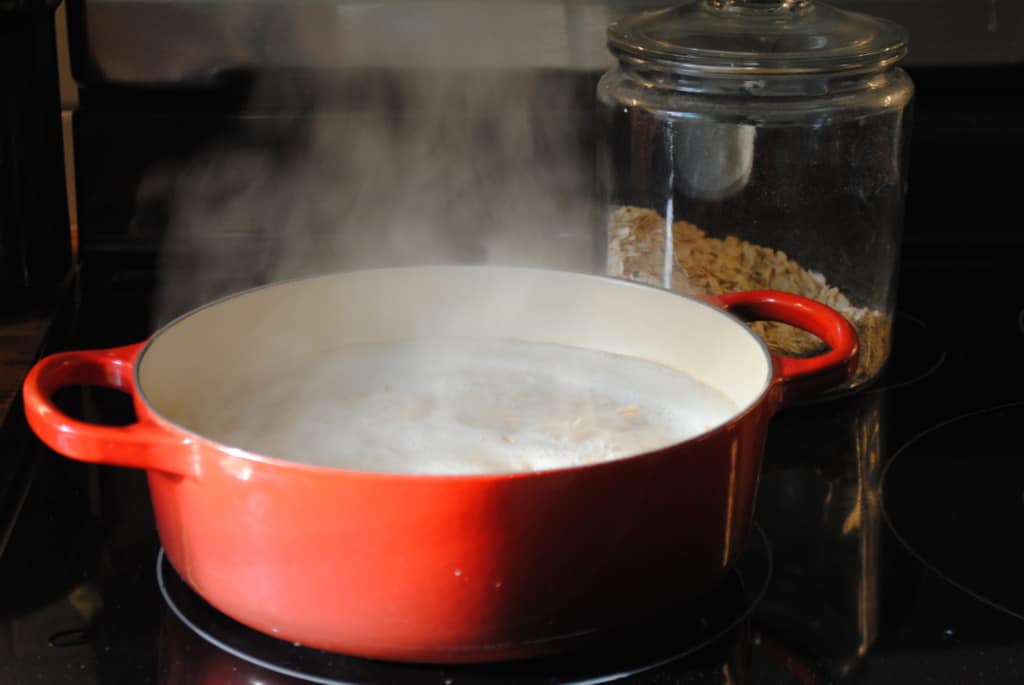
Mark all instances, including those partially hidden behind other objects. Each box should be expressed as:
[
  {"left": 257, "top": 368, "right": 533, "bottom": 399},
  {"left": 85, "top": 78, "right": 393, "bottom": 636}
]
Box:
[
  {"left": 22, "top": 343, "right": 196, "bottom": 477},
  {"left": 708, "top": 290, "right": 860, "bottom": 406}
]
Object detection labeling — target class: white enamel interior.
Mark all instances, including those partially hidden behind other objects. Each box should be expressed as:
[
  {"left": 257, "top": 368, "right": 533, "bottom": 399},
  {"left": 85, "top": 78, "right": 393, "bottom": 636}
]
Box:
[{"left": 136, "top": 267, "right": 773, "bottom": 458}]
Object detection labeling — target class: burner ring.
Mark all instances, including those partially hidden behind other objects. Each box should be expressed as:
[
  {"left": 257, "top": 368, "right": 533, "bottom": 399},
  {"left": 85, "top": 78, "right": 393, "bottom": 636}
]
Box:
[
  {"left": 865, "top": 311, "right": 947, "bottom": 394},
  {"left": 881, "top": 401, "right": 1024, "bottom": 622},
  {"left": 158, "top": 525, "right": 772, "bottom": 685}
]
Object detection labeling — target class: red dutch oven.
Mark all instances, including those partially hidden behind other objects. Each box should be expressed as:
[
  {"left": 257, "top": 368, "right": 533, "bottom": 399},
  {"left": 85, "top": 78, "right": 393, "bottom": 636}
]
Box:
[{"left": 22, "top": 266, "right": 857, "bottom": 663}]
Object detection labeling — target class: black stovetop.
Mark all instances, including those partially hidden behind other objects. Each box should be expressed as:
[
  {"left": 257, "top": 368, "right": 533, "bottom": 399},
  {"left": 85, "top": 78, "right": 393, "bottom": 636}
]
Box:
[{"left": 0, "top": 232, "right": 1022, "bottom": 684}]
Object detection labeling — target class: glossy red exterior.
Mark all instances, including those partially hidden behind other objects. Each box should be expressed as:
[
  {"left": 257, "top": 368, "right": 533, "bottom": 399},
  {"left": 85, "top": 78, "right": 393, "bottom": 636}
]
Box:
[{"left": 22, "top": 277, "right": 857, "bottom": 663}]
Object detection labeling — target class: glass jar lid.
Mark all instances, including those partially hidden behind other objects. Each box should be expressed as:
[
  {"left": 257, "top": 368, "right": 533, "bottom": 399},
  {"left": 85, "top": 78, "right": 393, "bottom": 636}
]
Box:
[{"left": 608, "top": 0, "right": 908, "bottom": 76}]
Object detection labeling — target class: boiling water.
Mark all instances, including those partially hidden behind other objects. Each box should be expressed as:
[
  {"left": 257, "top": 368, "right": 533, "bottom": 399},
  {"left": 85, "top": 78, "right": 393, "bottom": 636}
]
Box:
[{"left": 202, "top": 338, "right": 740, "bottom": 475}]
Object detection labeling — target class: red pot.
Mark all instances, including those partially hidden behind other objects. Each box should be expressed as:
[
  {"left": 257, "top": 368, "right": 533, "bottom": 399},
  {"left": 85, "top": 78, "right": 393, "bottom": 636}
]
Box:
[{"left": 22, "top": 266, "right": 857, "bottom": 663}]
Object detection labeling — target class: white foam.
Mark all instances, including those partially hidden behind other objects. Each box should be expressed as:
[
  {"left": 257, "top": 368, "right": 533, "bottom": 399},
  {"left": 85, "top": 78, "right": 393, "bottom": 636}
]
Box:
[{"left": 199, "top": 338, "right": 739, "bottom": 475}]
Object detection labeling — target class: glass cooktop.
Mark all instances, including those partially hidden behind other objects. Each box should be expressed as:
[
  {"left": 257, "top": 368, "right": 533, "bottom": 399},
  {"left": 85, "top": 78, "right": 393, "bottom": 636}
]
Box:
[{"left": 0, "top": 235, "right": 1023, "bottom": 684}]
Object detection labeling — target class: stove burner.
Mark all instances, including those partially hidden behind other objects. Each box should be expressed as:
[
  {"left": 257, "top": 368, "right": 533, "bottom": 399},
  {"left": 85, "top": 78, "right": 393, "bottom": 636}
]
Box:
[
  {"left": 882, "top": 402, "right": 1024, "bottom": 621},
  {"left": 157, "top": 526, "right": 772, "bottom": 685},
  {"left": 867, "top": 311, "right": 946, "bottom": 393}
]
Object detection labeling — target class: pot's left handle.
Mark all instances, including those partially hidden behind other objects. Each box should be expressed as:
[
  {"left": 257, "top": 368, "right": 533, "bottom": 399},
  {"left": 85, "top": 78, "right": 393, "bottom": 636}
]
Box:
[
  {"left": 709, "top": 290, "right": 860, "bottom": 407},
  {"left": 22, "top": 343, "right": 196, "bottom": 477}
]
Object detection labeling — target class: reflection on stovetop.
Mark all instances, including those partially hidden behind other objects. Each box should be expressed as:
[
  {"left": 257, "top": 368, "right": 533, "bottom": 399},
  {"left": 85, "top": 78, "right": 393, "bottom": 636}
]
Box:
[
  {"left": 155, "top": 611, "right": 827, "bottom": 685},
  {"left": 2, "top": 250, "right": 1024, "bottom": 684},
  {"left": 158, "top": 612, "right": 823, "bottom": 685}
]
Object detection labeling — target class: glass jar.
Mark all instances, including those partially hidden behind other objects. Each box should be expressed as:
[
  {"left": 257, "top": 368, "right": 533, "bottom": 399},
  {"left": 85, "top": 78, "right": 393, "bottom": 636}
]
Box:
[{"left": 598, "top": 0, "right": 913, "bottom": 394}]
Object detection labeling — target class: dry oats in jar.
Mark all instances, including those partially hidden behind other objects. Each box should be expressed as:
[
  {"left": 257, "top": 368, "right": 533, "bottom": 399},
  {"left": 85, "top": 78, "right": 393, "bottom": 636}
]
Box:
[
  {"left": 606, "top": 206, "right": 890, "bottom": 387},
  {"left": 597, "top": 0, "right": 914, "bottom": 393}
]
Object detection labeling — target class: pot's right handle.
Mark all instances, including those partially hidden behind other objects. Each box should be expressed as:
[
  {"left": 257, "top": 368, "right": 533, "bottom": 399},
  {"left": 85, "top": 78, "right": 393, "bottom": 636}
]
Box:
[
  {"left": 708, "top": 290, "right": 860, "bottom": 407},
  {"left": 22, "top": 343, "right": 196, "bottom": 477}
]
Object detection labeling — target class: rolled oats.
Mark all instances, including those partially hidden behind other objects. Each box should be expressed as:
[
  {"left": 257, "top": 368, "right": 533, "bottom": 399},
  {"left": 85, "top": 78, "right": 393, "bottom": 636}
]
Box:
[{"left": 607, "top": 206, "right": 888, "bottom": 387}]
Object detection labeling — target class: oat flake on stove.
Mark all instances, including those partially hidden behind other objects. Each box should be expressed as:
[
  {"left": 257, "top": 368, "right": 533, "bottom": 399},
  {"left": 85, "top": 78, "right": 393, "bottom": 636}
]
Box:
[{"left": 607, "top": 206, "right": 888, "bottom": 387}]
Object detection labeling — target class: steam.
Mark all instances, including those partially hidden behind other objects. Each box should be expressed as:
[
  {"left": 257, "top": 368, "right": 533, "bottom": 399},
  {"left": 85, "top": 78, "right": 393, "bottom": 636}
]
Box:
[
  {"left": 128, "top": 6, "right": 749, "bottom": 473},
  {"left": 147, "top": 55, "right": 600, "bottom": 326}
]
